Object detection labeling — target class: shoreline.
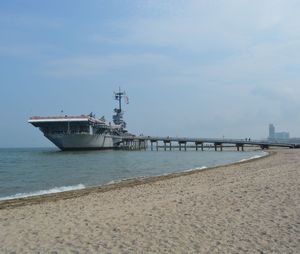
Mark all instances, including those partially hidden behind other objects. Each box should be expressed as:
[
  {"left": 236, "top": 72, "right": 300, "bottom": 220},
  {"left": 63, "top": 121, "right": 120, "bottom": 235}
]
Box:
[
  {"left": 1, "top": 148, "right": 299, "bottom": 253},
  {"left": 0, "top": 149, "right": 270, "bottom": 210}
]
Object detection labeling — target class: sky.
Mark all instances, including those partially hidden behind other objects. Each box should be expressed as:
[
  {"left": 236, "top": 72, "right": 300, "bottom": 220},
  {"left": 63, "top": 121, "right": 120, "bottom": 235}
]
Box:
[{"left": 0, "top": 0, "right": 300, "bottom": 147}]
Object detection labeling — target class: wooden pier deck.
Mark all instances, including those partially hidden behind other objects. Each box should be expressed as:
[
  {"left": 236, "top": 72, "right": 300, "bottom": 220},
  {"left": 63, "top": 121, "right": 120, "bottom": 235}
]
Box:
[{"left": 121, "top": 136, "right": 300, "bottom": 151}]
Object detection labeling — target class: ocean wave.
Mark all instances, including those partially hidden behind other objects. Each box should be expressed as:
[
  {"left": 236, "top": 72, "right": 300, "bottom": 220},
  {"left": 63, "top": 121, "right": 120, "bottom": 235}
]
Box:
[
  {"left": 184, "top": 166, "right": 207, "bottom": 172},
  {"left": 0, "top": 184, "right": 85, "bottom": 201},
  {"left": 105, "top": 177, "right": 137, "bottom": 186},
  {"left": 238, "top": 153, "right": 266, "bottom": 163},
  {"left": 106, "top": 180, "right": 118, "bottom": 185}
]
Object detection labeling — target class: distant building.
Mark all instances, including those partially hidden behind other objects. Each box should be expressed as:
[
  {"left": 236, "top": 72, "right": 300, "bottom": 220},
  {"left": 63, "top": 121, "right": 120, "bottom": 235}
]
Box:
[
  {"left": 268, "top": 124, "right": 290, "bottom": 141},
  {"left": 275, "top": 132, "right": 290, "bottom": 140},
  {"left": 269, "top": 124, "right": 275, "bottom": 140}
]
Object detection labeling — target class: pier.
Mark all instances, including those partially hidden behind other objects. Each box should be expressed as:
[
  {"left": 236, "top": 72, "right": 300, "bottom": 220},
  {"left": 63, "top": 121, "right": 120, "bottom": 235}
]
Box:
[
  {"left": 119, "top": 138, "right": 148, "bottom": 150},
  {"left": 121, "top": 136, "right": 300, "bottom": 151}
]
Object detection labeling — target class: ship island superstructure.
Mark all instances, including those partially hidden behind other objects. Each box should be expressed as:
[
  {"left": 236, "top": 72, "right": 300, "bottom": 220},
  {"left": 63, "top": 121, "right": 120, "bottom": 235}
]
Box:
[{"left": 28, "top": 90, "right": 143, "bottom": 151}]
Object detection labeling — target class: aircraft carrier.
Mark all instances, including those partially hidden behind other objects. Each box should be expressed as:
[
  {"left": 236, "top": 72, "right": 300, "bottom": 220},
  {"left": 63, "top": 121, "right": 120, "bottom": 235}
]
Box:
[{"left": 28, "top": 89, "right": 141, "bottom": 150}]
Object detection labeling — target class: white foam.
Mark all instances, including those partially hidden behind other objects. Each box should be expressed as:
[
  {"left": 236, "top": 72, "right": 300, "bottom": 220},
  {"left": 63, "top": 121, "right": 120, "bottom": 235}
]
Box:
[
  {"left": 0, "top": 184, "right": 85, "bottom": 201},
  {"left": 105, "top": 177, "right": 137, "bottom": 186},
  {"left": 238, "top": 153, "right": 266, "bottom": 163},
  {"left": 184, "top": 166, "right": 207, "bottom": 172},
  {"left": 106, "top": 180, "right": 118, "bottom": 185}
]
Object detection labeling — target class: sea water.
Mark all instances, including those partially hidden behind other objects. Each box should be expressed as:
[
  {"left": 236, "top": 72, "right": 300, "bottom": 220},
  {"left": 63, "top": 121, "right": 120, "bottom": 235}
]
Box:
[{"left": 0, "top": 148, "right": 266, "bottom": 200}]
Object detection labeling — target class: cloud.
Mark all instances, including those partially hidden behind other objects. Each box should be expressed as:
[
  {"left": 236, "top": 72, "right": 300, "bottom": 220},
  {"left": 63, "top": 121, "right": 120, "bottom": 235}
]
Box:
[
  {"left": 0, "top": 13, "right": 62, "bottom": 29},
  {"left": 252, "top": 80, "right": 300, "bottom": 105},
  {"left": 0, "top": 44, "right": 53, "bottom": 58},
  {"left": 44, "top": 53, "right": 174, "bottom": 78},
  {"left": 101, "top": 0, "right": 300, "bottom": 52},
  {"left": 83, "top": 0, "right": 300, "bottom": 90}
]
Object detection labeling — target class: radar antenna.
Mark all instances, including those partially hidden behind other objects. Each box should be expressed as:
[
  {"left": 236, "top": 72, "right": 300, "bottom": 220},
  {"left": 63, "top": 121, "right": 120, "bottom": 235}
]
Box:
[{"left": 113, "top": 87, "right": 128, "bottom": 129}]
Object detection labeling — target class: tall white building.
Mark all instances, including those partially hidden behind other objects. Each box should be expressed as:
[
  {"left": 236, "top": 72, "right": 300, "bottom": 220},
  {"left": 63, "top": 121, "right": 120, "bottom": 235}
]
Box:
[
  {"left": 269, "top": 124, "right": 275, "bottom": 140},
  {"left": 268, "top": 124, "right": 290, "bottom": 141}
]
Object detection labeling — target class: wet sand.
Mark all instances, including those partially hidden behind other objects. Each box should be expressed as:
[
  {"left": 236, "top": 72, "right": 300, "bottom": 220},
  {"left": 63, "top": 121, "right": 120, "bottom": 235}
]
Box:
[{"left": 0, "top": 148, "right": 299, "bottom": 253}]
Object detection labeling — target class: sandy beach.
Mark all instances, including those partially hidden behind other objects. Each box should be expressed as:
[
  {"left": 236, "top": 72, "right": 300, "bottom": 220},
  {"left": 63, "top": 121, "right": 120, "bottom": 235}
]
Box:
[{"left": 0, "top": 148, "right": 299, "bottom": 253}]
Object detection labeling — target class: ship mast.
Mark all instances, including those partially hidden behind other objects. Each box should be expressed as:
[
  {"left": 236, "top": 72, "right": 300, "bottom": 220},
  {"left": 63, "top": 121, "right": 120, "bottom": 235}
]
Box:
[
  {"left": 113, "top": 88, "right": 128, "bottom": 129},
  {"left": 115, "top": 87, "right": 123, "bottom": 111}
]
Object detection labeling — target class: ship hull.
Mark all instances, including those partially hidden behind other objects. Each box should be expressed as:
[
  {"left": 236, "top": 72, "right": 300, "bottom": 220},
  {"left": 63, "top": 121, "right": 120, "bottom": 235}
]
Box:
[{"left": 45, "top": 133, "right": 122, "bottom": 151}]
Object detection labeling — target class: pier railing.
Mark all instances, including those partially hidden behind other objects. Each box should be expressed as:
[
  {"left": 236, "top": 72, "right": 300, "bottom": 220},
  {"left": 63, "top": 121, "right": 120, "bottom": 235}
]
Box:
[{"left": 121, "top": 136, "right": 300, "bottom": 151}]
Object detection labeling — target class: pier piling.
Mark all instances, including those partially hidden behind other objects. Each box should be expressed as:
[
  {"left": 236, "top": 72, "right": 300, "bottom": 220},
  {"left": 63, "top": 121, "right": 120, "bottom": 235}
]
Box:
[
  {"left": 178, "top": 141, "right": 187, "bottom": 151},
  {"left": 236, "top": 144, "right": 244, "bottom": 151},
  {"left": 163, "top": 140, "right": 172, "bottom": 151},
  {"left": 195, "top": 141, "right": 204, "bottom": 151}
]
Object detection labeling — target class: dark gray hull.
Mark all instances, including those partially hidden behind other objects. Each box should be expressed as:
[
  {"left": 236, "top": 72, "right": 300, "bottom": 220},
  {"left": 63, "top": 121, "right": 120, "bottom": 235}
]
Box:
[{"left": 45, "top": 133, "right": 122, "bottom": 151}]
